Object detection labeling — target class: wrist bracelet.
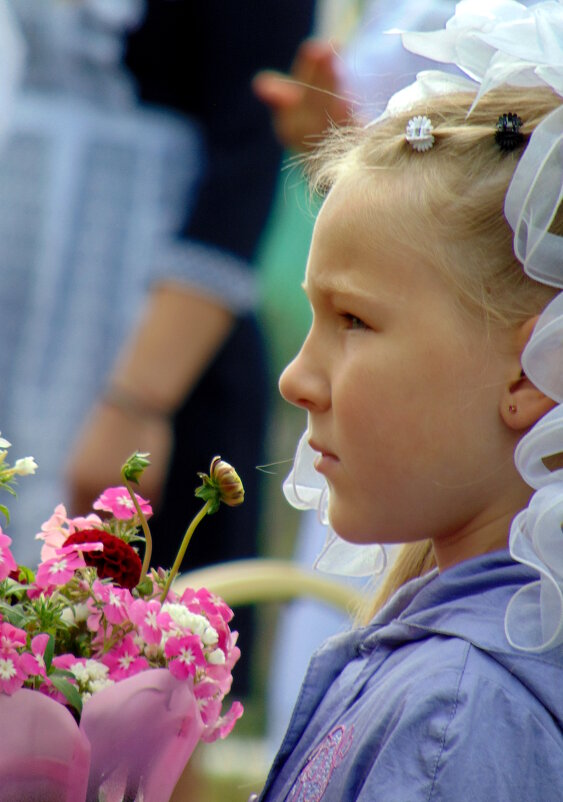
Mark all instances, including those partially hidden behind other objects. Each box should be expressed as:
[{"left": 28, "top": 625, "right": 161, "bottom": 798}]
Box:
[{"left": 102, "top": 386, "right": 172, "bottom": 422}]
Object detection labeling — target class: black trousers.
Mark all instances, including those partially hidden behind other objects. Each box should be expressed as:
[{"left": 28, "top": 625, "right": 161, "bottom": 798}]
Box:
[{"left": 149, "top": 315, "right": 269, "bottom": 696}]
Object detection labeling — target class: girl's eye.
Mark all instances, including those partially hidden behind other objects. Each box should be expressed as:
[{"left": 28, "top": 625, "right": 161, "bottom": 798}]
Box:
[{"left": 341, "top": 313, "right": 368, "bottom": 330}]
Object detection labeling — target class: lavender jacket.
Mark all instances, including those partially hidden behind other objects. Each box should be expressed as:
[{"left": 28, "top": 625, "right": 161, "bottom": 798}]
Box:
[{"left": 256, "top": 552, "right": 563, "bottom": 801}]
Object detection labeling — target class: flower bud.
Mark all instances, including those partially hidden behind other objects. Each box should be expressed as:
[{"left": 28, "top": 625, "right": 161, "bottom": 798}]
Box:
[
  {"left": 209, "top": 457, "right": 245, "bottom": 507},
  {"left": 121, "top": 451, "right": 151, "bottom": 484},
  {"left": 195, "top": 457, "right": 244, "bottom": 514}
]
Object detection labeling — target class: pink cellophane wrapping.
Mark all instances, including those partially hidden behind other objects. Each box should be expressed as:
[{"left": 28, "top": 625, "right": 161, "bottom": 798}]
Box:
[
  {"left": 0, "top": 688, "right": 91, "bottom": 802},
  {"left": 80, "top": 668, "right": 204, "bottom": 802},
  {"left": 0, "top": 669, "right": 204, "bottom": 802}
]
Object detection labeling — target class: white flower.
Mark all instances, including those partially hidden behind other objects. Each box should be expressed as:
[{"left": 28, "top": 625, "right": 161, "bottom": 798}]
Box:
[
  {"left": 161, "top": 603, "right": 208, "bottom": 635},
  {"left": 0, "top": 434, "right": 11, "bottom": 449},
  {"left": 0, "top": 656, "right": 17, "bottom": 680},
  {"left": 89, "top": 677, "right": 114, "bottom": 694},
  {"left": 69, "top": 662, "right": 89, "bottom": 685},
  {"left": 61, "top": 602, "right": 90, "bottom": 625},
  {"left": 12, "top": 456, "right": 38, "bottom": 475},
  {"left": 84, "top": 660, "right": 110, "bottom": 682},
  {"left": 70, "top": 659, "right": 109, "bottom": 688},
  {"left": 207, "top": 648, "right": 226, "bottom": 665},
  {"left": 405, "top": 115, "right": 435, "bottom": 152},
  {"left": 201, "top": 625, "right": 219, "bottom": 646}
]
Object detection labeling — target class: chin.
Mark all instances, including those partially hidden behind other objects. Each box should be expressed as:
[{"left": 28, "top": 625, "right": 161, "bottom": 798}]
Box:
[
  {"left": 328, "top": 503, "right": 406, "bottom": 546},
  {"left": 328, "top": 507, "right": 379, "bottom": 546}
]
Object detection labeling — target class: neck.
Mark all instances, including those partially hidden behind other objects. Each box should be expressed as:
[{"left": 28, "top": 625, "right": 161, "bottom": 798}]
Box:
[{"left": 432, "top": 486, "right": 532, "bottom": 572}]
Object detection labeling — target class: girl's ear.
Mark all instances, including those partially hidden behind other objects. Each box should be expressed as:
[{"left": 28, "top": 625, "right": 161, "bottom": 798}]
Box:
[{"left": 500, "top": 316, "right": 557, "bottom": 431}]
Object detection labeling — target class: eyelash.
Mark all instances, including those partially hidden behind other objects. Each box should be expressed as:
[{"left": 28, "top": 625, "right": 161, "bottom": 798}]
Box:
[{"left": 341, "top": 313, "right": 368, "bottom": 331}]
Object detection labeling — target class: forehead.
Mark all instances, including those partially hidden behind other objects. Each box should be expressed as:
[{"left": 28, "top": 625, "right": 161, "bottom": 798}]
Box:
[{"left": 305, "top": 177, "right": 440, "bottom": 302}]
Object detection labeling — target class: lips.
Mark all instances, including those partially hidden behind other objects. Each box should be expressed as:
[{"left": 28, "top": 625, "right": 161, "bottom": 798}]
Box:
[
  {"left": 308, "top": 439, "right": 339, "bottom": 473},
  {"left": 308, "top": 439, "right": 336, "bottom": 459}
]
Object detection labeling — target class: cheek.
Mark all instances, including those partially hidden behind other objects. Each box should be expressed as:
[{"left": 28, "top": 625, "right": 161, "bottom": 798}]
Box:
[
  {"left": 333, "top": 349, "right": 474, "bottom": 485},
  {"left": 334, "top": 356, "right": 429, "bottom": 444}
]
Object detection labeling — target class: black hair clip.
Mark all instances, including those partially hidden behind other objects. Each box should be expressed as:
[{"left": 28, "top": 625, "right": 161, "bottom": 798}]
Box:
[{"left": 495, "top": 113, "right": 524, "bottom": 151}]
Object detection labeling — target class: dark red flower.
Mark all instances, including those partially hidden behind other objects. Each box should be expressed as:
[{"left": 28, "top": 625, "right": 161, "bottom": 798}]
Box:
[{"left": 65, "top": 529, "right": 142, "bottom": 589}]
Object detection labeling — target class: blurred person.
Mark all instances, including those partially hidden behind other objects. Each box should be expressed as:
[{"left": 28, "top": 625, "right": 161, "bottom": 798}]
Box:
[
  {"left": 0, "top": 0, "right": 195, "bottom": 559},
  {"left": 0, "top": 1, "right": 314, "bottom": 699},
  {"left": 67, "top": 0, "right": 314, "bottom": 577}
]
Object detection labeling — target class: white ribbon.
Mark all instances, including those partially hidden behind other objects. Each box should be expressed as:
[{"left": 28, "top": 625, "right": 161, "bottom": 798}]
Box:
[
  {"left": 505, "top": 483, "right": 563, "bottom": 651},
  {"left": 515, "top": 405, "right": 563, "bottom": 489},
  {"left": 521, "top": 294, "right": 563, "bottom": 404},
  {"left": 282, "top": 431, "right": 386, "bottom": 577},
  {"left": 505, "top": 107, "right": 563, "bottom": 287},
  {"left": 400, "top": 1, "right": 563, "bottom": 100}
]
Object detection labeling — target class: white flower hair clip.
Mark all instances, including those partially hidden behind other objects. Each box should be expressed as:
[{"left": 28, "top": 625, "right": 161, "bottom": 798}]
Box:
[{"left": 405, "top": 115, "right": 435, "bottom": 152}]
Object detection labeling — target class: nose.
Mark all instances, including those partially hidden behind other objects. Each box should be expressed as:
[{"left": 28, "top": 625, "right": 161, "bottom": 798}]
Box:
[{"left": 279, "top": 339, "right": 330, "bottom": 412}]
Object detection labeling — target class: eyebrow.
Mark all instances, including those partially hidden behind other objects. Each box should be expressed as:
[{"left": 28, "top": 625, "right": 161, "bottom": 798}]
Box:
[
  {"left": 302, "top": 277, "right": 366, "bottom": 297},
  {"left": 302, "top": 277, "right": 397, "bottom": 307}
]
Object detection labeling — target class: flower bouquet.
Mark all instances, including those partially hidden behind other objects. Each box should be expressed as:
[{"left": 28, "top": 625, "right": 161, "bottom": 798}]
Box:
[{"left": 0, "top": 437, "right": 244, "bottom": 802}]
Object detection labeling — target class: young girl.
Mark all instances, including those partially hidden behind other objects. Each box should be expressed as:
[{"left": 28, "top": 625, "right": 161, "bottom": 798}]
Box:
[{"left": 254, "top": 2, "right": 563, "bottom": 800}]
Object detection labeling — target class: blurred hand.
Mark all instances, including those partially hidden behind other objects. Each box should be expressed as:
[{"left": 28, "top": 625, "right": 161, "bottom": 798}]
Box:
[
  {"left": 65, "top": 401, "right": 173, "bottom": 516},
  {"left": 253, "top": 38, "right": 351, "bottom": 151},
  {"left": 65, "top": 284, "right": 233, "bottom": 518}
]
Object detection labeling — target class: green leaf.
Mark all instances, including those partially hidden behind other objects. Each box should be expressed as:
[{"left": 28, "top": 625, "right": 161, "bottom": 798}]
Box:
[
  {"left": 51, "top": 668, "right": 77, "bottom": 680},
  {"left": 43, "top": 634, "right": 55, "bottom": 673},
  {"left": 0, "top": 504, "right": 9, "bottom": 524},
  {"left": 49, "top": 674, "right": 83, "bottom": 716},
  {"left": 16, "top": 565, "right": 35, "bottom": 584},
  {"left": 0, "top": 603, "right": 28, "bottom": 628},
  {"left": 194, "top": 484, "right": 221, "bottom": 514},
  {"left": 135, "top": 576, "right": 154, "bottom": 596}
]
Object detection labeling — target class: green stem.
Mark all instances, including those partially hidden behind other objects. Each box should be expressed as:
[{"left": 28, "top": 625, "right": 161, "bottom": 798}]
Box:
[
  {"left": 160, "top": 500, "right": 212, "bottom": 602},
  {"left": 121, "top": 473, "right": 153, "bottom": 580}
]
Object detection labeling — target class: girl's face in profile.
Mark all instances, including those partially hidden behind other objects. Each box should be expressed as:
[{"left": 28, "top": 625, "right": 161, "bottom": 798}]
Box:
[{"left": 280, "top": 177, "right": 523, "bottom": 565}]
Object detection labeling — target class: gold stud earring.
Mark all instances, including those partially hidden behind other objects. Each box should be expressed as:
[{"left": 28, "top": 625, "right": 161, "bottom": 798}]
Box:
[{"left": 509, "top": 404, "right": 517, "bottom": 414}]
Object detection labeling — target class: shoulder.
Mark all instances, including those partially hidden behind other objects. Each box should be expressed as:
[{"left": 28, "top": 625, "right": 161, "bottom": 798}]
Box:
[{"left": 357, "top": 640, "right": 563, "bottom": 802}]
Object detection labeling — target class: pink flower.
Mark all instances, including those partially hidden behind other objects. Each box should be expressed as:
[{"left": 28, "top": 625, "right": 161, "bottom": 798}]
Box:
[
  {"left": 91, "top": 580, "right": 133, "bottom": 625},
  {"left": 164, "top": 634, "right": 206, "bottom": 680},
  {"left": 193, "top": 587, "right": 234, "bottom": 624},
  {"left": 129, "top": 599, "right": 164, "bottom": 645},
  {"left": 85, "top": 598, "right": 103, "bottom": 634},
  {"left": 102, "top": 634, "right": 149, "bottom": 680},
  {"left": 194, "top": 680, "right": 222, "bottom": 726},
  {"left": 0, "top": 531, "right": 17, "bottom": 580},
  {"left": 35, "top": 545, "right": 88, "bottom": 589},
  {"left": 0, "top": 621, "right": 26, "bottom": 651},
  {"left": 52, "top": 654, "right": 85, "bottom": 672},
  {"left": 202, "top": 701, "right": 244, "bottom": 743},
  {"left": 0, "top": 651, "right": 27, "bottom": 694},
  {"left": 93, "top": 487, "right": 152, "bottom": 521},
  {"left": 19, "top": 633, "right": 50, "bottom": 679},
  {"left": 35, "top": 504, "right": 71, "bottom": 561},
  {"left": 205, "top": 662, "right": 235, "bottom": 697},
  {"left": 0, "top": 622, "right": 30, "bottom": 696},
  {"left": 68, "top": 513, "right": 104, "bottom": 533},
  {"left": 36, "top": 504, "right": 103, "bottom": 562}
]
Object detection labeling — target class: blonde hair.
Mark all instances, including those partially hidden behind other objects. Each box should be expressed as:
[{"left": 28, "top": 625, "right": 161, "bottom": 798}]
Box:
[
  {"left": 356, "top": 541, "right": 437, "bottom": 626},
  {"left": 307, "top": 86, "right": 562, "bottom": 328},
  {"left": 307, "top": 86, "right": 563, "bottom": 621}
]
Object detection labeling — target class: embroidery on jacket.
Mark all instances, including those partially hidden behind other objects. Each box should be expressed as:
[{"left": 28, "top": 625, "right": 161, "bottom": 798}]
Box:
[{"left": 288, "top": 724, "right": 355, "bottom": 802}]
